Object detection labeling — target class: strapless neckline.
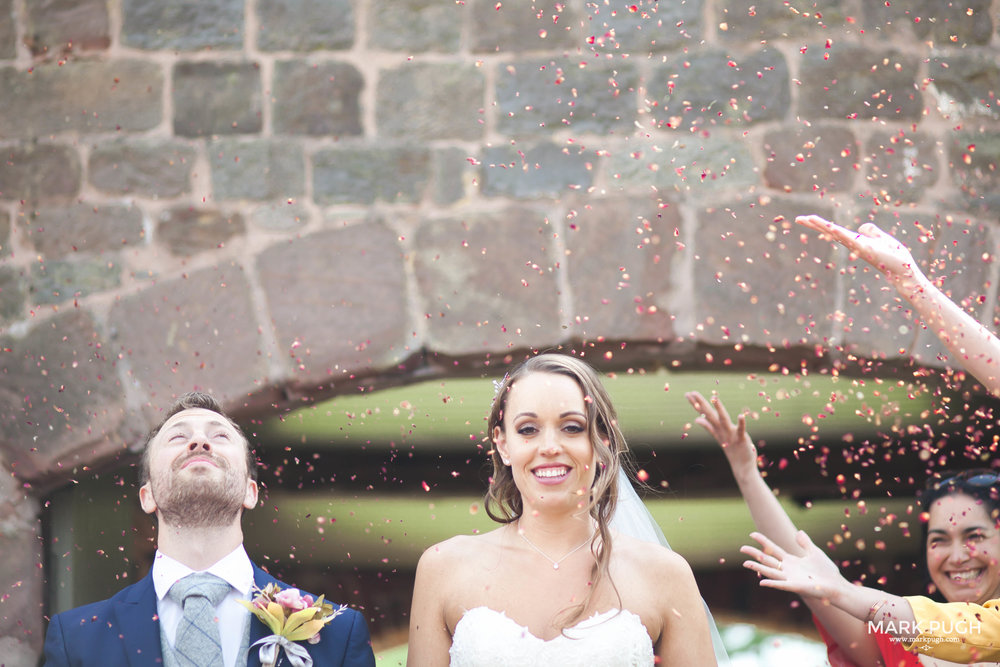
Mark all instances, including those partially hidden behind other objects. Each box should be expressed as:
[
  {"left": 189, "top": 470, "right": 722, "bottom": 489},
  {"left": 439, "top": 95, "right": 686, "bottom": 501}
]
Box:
[
  {"left": 462, "top": 606, "right": 644, "bottom": 642},
  {"left": 449, "top": 606, "right": 655, "bottom": 666}
]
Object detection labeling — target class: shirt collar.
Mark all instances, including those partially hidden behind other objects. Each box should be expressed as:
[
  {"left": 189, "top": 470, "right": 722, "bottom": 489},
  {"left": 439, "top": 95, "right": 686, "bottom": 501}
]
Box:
[{"left": 151, "top": 544, "right": 254, "bottom": 601}]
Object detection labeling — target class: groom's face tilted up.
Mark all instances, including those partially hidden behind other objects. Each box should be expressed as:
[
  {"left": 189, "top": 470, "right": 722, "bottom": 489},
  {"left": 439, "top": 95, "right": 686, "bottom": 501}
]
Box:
[{"left": 138, "top": 407, "right": 258, "bottom": 528}]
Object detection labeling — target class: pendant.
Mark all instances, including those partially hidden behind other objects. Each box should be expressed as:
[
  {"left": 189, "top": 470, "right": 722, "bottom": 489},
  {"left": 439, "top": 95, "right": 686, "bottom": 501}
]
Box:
[{"left": 553, "top": 563, "right": 559, "bottom": 570}]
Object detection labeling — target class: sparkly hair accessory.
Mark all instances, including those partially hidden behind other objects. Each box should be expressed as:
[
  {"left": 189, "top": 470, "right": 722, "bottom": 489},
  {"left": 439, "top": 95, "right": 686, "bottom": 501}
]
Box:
[{"left": 492, "top": 373, "right": 510, "bottom": 402}]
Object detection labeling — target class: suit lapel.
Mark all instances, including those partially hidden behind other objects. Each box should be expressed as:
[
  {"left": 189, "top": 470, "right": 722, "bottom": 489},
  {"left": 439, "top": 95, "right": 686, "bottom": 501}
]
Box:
[
  {"left": 246, "top": 566, "right": 281, "bottom": 667},
  {"left": 111, "top": 572, "right": 164, "bottom": 667}
]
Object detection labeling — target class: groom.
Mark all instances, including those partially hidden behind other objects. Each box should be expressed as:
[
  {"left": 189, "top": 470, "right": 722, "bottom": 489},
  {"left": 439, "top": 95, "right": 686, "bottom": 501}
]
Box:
[{"left": 42, "top": 392, "right": 375, "bottom": 667}]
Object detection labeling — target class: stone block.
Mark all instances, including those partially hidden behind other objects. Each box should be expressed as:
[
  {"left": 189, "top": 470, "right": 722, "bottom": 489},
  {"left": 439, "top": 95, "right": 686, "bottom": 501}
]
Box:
[
  {"left": 928, "top": 53, "right": 1000, "bottom": 120},
  {"left": 24, "top": 0, "right": 110, "bottom": 56},
  {"left": 313, "top": 146, "right": 430, "bottom": 205},
  {"left": 122, "top": 0, "right": 243, "bottom": 50},
  {"left": 431, "top": 147, "right": 473, "bottom": 205},
  {"left": 860, "top": 1, "right": 909, "bottom": 35},
  {"left": 862, "top": 0, "right": 992, "bottom": 44},
  {"left": 173, "top": 61, "right": 262, "bottom": 137},
  {"left": 0, "top": 61, "right": 162, "bottom": 138},
  {"left": 913, "top": 0, "right": 992, "bottom": 46},
  {"left": 799, "top": 44, "right": 922, "bottom": 121},
  {"left": 89, "top": 140, "right": 196, "bottom": 198},
  {"left": 272, "top": 60, "right": 362, "bottom": 137},
  {"left": 0, "top": 208, "right": 10, "bottom": 257},
  {"left": 496, "top": 57, "right": 637, "bottom": 136},
  {"left": 370, "top": 0, "right": 460, "bottom": 52},
  {"left": 562, "top": 195, "right": 678, "bottom": 342},
  {"left": 249, "top": 203, "right": 311, "bottom": 231},
  {"left": 209, "top": 139, "right": 304, "bottom": 201},
  {"left": 107, "top": 264, "right": 266, "bottom": 401},
  {"left": 157, "top": 208, "right": 246, "bottom": 256},
  {"left": 717, "top": 0, "right": 850, "bottom": 41},
  {"left": 646, "top": 47, "right": 789, "bottom": 130},
  {"left": 480, "top": 143, "right": 593, "bottom": 198},
  {"left": 607, "top": 130, "right": 758, "bottom": 195},
  {"left": 30, "top": 257, "right": 121, "bottom": 305},
  {"left": 692, "top": 197, "right": 838, "bottom": 348},
  {"left": 0, "top": 265, "right": 26, "bottom": 323},
  {"left": 377, "top": 63, "right": 484, "bottom": 141},
  {"left": 0, "top": 636, "right": 37, "bottom": 667},
  {"left": 415, "top": 208, "right": 563, "bottom": 354},
  {"left": 864, "top": 131, "right": 939, "bottom": 206},
  {"left": 949, "top": 131, "right": 1000, "bottom": 215},
  {"left": 469, "top": 0, "right": 581, "bottom": 53},
  {"left": 0, "top": 310, "right": 125, "bottom": 480},
  {"left": 256, "top": 222, "right": 410, "bottom": 381},
  {"left": 583, "top": 0, "right": 702, "bottom": 54},
  {"left": 19, "top": 203, "right": 144, "bottom": 258},
  {"left": 0, "top": 506, "right": 43, "bottom": 654},
  {"left": 763, "top": 125, "right": 858, "bottom": 194},
  {"left": 0, "top": 144, "right": 80, "bottom": 201},
  {"left": 257, "top": 0, "right": 354, "bottom": 51},
  {"left": 0, "top": 0, "right": 15, "bottom": 59}
]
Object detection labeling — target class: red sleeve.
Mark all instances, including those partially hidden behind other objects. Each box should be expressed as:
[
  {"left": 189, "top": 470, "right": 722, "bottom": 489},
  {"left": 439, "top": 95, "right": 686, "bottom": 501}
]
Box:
[
  {"left": 812, "top": 615, "right": 922, "bottom": 667},
  {"left": 812, "top": 615, "right": 862, "bottom": 667}
]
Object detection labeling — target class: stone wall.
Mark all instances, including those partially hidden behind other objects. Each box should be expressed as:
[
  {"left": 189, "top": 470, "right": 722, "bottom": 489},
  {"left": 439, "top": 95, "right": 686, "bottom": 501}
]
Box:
[{"left": 2, "top": 0, "right": 1000, "bottom": 661}]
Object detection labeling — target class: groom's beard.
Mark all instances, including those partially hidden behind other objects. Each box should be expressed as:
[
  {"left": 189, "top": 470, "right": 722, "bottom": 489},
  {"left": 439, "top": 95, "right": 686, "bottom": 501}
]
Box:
[{"left": 149, "top": 454, "right": 247, "bottom": 528}]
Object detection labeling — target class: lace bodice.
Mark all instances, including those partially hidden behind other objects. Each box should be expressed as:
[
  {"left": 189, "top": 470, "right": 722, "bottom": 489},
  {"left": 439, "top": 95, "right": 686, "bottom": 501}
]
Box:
[{"left": 449, "top": 606, "right": 655, "bottom": 666}]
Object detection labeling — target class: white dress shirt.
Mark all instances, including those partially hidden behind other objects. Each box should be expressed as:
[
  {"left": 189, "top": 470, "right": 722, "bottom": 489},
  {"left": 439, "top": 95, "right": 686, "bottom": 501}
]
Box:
[{"left": 152, "top": 544, "right": 254, "bottom": 667}]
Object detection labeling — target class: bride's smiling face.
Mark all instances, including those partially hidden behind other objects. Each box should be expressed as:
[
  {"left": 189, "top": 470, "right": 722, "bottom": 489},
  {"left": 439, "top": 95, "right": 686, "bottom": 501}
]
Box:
[{"left": 494, "top": 371, "right": 597, "bottom": 511}]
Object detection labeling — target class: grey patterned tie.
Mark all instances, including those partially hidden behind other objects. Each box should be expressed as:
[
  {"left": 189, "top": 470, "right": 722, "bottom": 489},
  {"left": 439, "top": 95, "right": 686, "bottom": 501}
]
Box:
[{"left": 168, "top": 572, "right": 232, "bottom": 667}]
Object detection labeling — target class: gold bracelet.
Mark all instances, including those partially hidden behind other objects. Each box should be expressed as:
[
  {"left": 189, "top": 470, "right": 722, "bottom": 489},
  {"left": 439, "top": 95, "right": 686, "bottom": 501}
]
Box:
[{"left": 866, "top": 599, "right": 888, "bottom": 623}]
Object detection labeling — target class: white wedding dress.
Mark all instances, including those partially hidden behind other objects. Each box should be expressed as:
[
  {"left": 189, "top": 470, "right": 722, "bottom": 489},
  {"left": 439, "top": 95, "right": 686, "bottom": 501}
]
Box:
[{"left": 449, "top": 606, "right": 655, "bottom": 666}]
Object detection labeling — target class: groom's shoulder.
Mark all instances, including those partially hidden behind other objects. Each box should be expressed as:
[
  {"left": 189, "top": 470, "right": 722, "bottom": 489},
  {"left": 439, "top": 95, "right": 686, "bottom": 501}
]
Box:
[{"left": 47, "top": 577, "right": 153, "bottom": 643}]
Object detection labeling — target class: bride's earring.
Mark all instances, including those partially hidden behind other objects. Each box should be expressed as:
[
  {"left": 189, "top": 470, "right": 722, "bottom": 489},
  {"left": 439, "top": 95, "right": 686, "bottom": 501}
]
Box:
[{"left": 501, "top": 457, "right": 511, "bottom": 466}]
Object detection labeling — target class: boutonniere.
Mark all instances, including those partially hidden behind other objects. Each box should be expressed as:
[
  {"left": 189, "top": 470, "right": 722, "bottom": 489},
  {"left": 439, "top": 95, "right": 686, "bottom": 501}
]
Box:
[{"left": 239, "top": 583, "right": 348, "bottom": 667}]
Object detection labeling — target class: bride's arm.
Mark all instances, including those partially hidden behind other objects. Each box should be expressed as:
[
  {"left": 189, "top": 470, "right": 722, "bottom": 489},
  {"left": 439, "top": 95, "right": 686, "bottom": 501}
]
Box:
[
  {"left": 687, "top": 392, "right": 884, "bottom": 666},
  {"left": 651, "top": 548, "right": 718, "bottom": 666},
  {"left": 407, "top": 543, "right": 455, "bottom": 666},
  {"left": 797, "top": 214, "right": 1000, "bottom": 396}
]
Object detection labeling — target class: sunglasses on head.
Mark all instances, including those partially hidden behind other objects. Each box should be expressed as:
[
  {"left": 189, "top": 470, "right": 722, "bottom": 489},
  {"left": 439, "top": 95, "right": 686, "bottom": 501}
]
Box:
[{"left": 928, "top": 470, "right": 1000, "bottom": 490}]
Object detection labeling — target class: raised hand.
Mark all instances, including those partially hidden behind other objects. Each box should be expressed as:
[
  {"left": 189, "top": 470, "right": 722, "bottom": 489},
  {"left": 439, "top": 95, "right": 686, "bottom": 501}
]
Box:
[
  {"left": 686, "top": 392, "right": 758, "bottom": 477},
  {"left": 797, "top": 212, "right": 1000, "bottom": 396},
  {"left": 795, "top": 214, "right": 925, "bottom": 289},
  {"left": 740, "top": 530, "right": 846, "bottom": 601}
]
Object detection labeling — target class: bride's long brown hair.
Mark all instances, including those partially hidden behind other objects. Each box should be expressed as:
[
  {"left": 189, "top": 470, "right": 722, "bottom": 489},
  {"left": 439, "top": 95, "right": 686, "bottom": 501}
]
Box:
[{"left": 485, "top": 353, "right": 631, "bottom": 628}]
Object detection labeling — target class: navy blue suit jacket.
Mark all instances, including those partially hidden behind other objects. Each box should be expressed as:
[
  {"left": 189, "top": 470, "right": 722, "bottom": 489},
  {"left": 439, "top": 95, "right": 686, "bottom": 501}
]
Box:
[{"left": 43, "top": 564, "right": 375, "bottom": 667}]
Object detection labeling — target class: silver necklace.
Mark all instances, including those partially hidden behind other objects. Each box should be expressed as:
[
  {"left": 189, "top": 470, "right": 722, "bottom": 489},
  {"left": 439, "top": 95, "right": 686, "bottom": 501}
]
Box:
[{"left": 516, "top": 523, "right": 594, "bottom": 570}]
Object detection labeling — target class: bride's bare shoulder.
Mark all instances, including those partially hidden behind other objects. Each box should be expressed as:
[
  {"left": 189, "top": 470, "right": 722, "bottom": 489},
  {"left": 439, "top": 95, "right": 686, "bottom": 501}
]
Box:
[
  {"left": 612, "top": 532, "right": 694, "bottom": 575},
  {"left": 416, "top": 527, "right": 506, "bottom": 572}
]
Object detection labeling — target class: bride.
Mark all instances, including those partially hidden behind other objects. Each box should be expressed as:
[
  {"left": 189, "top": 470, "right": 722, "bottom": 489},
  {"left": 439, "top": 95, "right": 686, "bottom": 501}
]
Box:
[{"left": 407, "top": 354, "right": 718, "bottom": 665}]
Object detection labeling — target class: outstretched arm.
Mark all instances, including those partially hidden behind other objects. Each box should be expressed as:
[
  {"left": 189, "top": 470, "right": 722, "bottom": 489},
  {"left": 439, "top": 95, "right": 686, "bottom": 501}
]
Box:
[
  {"left": 688, "top": 392, "right": 883, "bottom": 665},
  {"left": 798, "top": 215, "right": 1000, "bottom": 396},
  {"left": 742, "top": 530, "right": 914, "bottom": 626},
  {"left": 743, "top": 531, "right": 1000, "bottom": 663}
]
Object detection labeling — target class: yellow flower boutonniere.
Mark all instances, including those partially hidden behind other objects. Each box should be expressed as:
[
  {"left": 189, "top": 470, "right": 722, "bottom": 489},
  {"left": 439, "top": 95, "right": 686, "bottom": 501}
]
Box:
[{"left": 239, "top": 583, "right": 348, "bottom": 667}]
